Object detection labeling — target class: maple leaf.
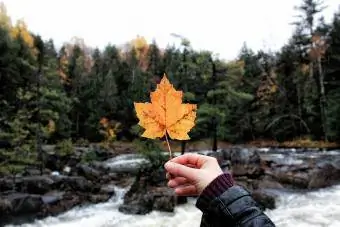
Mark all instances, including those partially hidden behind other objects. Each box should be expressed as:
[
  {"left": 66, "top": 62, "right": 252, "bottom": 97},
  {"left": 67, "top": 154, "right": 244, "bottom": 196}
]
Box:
[{"left": 134, "top": 74, "right": 197, "bottom": 141}]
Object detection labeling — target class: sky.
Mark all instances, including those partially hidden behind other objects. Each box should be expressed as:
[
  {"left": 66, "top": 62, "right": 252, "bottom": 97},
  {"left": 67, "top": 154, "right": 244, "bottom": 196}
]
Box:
[{"left": 2, "top": 0, "right": 340, "bottom": 60}]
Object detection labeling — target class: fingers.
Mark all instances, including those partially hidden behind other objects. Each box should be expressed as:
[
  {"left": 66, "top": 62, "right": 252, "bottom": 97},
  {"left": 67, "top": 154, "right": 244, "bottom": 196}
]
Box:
[
  {"left": 168, "top": 177, "right": 188, "bottom": 188},
  {"left": 166, "top": 163, "right": 196, "bottom": 180},
  {"left": 164, "top": 161, "right": 198, "bottom": 181},
  {"left": 168, "top": 153, "right": 213, "bottom": 168},
  {"left": 175, "top": 185, "right": 198, "bottom": 196}
]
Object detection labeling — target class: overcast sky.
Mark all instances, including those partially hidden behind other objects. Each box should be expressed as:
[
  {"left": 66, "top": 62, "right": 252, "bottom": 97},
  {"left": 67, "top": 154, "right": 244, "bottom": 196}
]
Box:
[{"left": 2, "top": 0, "right": 340, "bottom": 60}]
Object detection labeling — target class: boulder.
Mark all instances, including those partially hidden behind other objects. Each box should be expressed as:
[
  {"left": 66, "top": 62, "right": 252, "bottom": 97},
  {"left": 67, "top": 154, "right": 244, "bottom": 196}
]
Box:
[
  {"left": 100, "top": 184, "right": 116, "bottom": 196},
  {"left": 308, "top": 160, "right": 340, "bottom": 189},
  {"left": 77, "top": 164, "right": 101, "bottom": 181},
  {"left": 18, "top": 176, "right": 55, "bottom": 194},
  {"left": 119, "top": 168, "right": 187, "bottom": 215},
  {"left": 230, "top": 148, "right": 263, "bottom": 178},
  {"left": 0, "top": 197, "right": 12, "bottom": 216},
  {"left": 252, "top": 190, "right": 276, "bottom": 211},
  {"left": 51, "top": 175, "right": 99, "bottom": 193},
  {"left": 5, "top": 193, "right": 44, "bottom": 215}
]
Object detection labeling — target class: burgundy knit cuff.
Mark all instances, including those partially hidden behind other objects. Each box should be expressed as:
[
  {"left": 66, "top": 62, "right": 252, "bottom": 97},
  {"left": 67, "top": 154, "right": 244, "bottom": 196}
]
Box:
[{"left": 196, "top": 172, "right": 234, "bottom": 211}]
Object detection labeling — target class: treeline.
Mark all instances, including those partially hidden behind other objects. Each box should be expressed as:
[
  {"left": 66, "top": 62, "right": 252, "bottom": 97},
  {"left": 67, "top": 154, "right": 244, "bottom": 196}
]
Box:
[{"left": 1, "top": 0, "right": 340, "bottom": 156}]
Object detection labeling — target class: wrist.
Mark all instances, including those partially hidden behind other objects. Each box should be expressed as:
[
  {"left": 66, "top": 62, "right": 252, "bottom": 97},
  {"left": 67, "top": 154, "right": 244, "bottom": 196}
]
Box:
[{"left": 196, "top": 172, "right": 234, "bottom": 211}]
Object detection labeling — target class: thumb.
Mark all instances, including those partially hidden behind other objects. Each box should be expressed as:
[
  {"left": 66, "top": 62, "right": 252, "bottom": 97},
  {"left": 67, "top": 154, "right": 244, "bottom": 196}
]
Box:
[{"left": 164, "top": 161, "right": 198, "bottom": 181}]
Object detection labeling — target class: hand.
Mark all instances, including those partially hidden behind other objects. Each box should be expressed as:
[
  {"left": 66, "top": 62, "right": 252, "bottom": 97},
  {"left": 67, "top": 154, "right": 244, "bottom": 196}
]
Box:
[{"left": 164, "top": 153, "right": 223, "bottom": 196}]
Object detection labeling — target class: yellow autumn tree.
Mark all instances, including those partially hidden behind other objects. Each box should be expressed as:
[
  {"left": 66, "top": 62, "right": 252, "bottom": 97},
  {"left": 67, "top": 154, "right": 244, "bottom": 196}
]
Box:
[
  {"left": 10, "top": 19, "right": 37, "bottom": 56},
  {"left": 0, "top": 2, "right": 12, "bottom": 29},
  {"left": 11, "top": 20, "right": 35, "bottom": 48},
  {"left": 99, "top": 117, "right": 122, "bottom": 144},
  {"left": 131, "top": 35, "right": 149, "bottom": 59},
  {"left": 130, "top": 35, "right": 149, "bottom": 71}
]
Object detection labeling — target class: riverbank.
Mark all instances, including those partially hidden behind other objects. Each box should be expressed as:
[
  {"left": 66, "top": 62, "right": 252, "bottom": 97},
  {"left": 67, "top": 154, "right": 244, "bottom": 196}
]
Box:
[{"left": 154, "top": 138, "right": 340, "bottom": 152}]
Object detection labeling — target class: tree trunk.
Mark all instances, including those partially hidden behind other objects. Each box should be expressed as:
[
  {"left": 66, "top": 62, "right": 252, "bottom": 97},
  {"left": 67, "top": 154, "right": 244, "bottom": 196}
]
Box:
[
  {"left": 212, "top": 116, "right": 218, "bottom": 152},
  {"left": 181, "top": 141, "right": 186, "bottom": 155},
  {"left": 317, "top": 56, "right": 328, "bottom": 141}
]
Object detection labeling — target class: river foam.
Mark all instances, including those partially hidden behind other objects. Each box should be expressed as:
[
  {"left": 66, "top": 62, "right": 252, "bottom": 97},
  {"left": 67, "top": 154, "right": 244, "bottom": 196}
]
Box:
[{"left": 6, "top": 185, "right": 340, "bottom": 227}]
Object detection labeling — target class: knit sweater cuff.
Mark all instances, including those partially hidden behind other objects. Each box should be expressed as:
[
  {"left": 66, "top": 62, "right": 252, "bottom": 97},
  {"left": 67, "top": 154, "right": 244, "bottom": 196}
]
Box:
[{"left": 196, "top": 172, "right": 234, "bottom": 211}]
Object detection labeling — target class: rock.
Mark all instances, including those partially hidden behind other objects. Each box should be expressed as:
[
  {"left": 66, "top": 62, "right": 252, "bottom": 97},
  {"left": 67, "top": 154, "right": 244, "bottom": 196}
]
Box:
[
  {"left": 88, "top": 194, "right": 110, "bottom": 203},
  {"left": 18, "top": 176, "right": 55, "bottom": 194},
  {"left": 40, "top": 192, "right": 81, "bottom": 218},
  {"left": 220, "top": 149, "right": 232, "bottom": 160},
  {"left": 153, "top": 195, "right": 175, "bottom": 212},
  {"left": 22, "top": 167, "right": 41, "bottom": 176},
  {"left": 0, "top": 198, "right": 12, "bottom": 216},
  {"left": 77, "top": 164, "right": 101, "bottom": 181},
  {"left": 5, "top": 193, "right": 44, "bottom": 215},
  {"left": 42, "top": 191, "right": 64, "bottom": 205},
  {"left": 91, "top": 145, "right": 114, "bottom": 160},
  {"left": 308, "top": 161, "right": 340, "bottom": 189},
  {"left": 0, "top": 178, "right": 14, "bottom": 192},
  {"left": 45, "top": 153, "right": 81, "bottom": 172},
  {"left": 104, "top": 154, "right": 149, "bottom": 174},
  {"left": 235, "top": 177, "right": 256, "bottom": 191},
  {"left": 51, "top": 175, "right": 99, "bottom": 193},
  {"left": 119, "top": 167, "right": 186, "bottom": 215},
  {"left": 257, "top": 176, "right": 284, "bottom": 190},
  {"left": 230, "top": 148, "right": 263, "bottom": 178},
  {"left": 119, "top": 187, "right": 177, "bottom": 215},
  {"left": 252, "top": 190, "right": 276, "bottom": 210},
  {"left": 100, "top": 184, "right": 116, "bottom": 196},
  {"left": 119, "top": 204, "right": 152, "bottom": 215},
  {"left": 268, "top": 170, "right": 310, "bottom": 189},
  {"left": 0, "top": 194, "right": 44, "bottom": 226},
  {"left": 177, "top": 196, "right": 188, "bottom": 205}
]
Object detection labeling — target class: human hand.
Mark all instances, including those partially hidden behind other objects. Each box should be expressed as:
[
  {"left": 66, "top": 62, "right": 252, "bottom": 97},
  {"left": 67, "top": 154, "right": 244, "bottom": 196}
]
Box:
[{"left": 164, "top": 153, "right": 223, "bottom": 196}]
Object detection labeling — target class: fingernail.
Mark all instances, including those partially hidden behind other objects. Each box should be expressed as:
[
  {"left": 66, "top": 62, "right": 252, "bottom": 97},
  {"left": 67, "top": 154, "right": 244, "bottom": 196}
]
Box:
[{"left": 164, "top": 161, "right": 173, "bottom": 169}]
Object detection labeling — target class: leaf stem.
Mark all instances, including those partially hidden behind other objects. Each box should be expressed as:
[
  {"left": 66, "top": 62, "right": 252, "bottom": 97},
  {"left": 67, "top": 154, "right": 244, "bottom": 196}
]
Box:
[{"left": 165, "top": 133, "right": 172, "bottom": 159}]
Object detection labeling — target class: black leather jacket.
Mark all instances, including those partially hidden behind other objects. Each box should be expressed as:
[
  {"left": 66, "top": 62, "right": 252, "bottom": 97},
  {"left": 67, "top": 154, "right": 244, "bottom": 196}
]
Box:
[{"left": 196, "top": 185, "right": 276, "bottom": 227}]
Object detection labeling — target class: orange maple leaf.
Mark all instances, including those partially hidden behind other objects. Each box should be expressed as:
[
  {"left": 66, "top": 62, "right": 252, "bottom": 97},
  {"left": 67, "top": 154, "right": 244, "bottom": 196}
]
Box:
[{"left": 134, "top": 74, "right": 197, "bottom": 141}]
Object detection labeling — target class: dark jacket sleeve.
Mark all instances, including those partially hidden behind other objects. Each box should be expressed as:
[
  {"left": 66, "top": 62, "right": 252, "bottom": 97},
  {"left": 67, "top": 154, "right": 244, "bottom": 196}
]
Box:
[{"left": 196, "top": 173, "right": 276, "bottom": 227}]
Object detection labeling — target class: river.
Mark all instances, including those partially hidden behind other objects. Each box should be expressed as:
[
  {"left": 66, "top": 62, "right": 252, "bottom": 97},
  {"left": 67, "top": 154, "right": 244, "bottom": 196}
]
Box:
[{"left": 5, "top": 149, "right": 340, "bottom": 227}]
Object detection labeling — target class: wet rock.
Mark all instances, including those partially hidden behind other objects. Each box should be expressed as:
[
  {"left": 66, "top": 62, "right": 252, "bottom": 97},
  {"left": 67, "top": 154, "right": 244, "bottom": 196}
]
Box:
[
  {"left": 119, "top": 204, "right": 152, "bottom": 215},
  {"left": 153, "top": 193, "right": 175, "bottom": 212},
  {"left": 104, "top": 154, "right": 149, "bottom": 174},
  {"left": 6, "top": 193, "right": 44, "bottom": 215},
  {"left": 252, "top": 190, "right": 276, "bottom": 210},
  {"left": 100, "top": 184, "right": 116, "bottom": 196},
  {"left": 51, "top": 175, "right": 99, "bottom": 193},
  {"left": 22, "top": 167, "right": 41, "bottom": 176},
  {"left": 220, "top": 149, "right": 232, "bottom": 160},
  {"left": 0, "top": 198, "right": 12, "bottom": 216},
  {"left": 257, "top": 176, "right": 284, "bottom": 190},
  {"left": 42, "top": 191, "right": 64, "bottom": 205},
  {"left": 235, "top": 177, "right": 256, "bottom": 191},
  {"left": 119, "top": 167, "right": 186, "bottom": 215},
  {"left": 18, "top": 176, "right": 55, "bottom": 194},
  {"left": 230, "top": 148, "right": 263, "bottom": 178},
  {"left": 77, "top": 164, "right": 101, "bottom": 181},
  {"left": 0, "top": 178, "right": 14, "bottom": 192},
  {"left": 308, "top": 161, "right": 340, "bottom": 189},
  {"left": 88, "top": 194, "right": 110, "bottom": 203},
  {"left": 268, "top": 169, "right": 310, "bottom": 189},
  {"left": 39, "top": 191, "right": 81, "bottom": 218}
]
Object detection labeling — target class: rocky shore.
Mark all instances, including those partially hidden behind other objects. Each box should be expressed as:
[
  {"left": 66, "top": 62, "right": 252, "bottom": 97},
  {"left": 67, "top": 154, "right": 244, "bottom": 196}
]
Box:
[
  {"left": 0, "top": 145, "right": 134, "bottom": 226},
  {"left": 1, "top": 145, "right": 340, "bottom": 226}
]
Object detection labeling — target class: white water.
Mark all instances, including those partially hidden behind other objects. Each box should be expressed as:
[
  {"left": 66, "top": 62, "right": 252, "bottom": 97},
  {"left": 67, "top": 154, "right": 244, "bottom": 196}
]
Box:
[
  {"left": 266, "top": 185, "right": 340, "bottom": 227},
  {"left": 5, "top": 185, "right": 340, "bottom": 227}
]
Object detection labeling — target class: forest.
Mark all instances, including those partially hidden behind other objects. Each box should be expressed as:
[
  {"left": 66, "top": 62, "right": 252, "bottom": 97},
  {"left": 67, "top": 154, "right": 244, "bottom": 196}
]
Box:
[{"left": 0, "top": 0, "right": 340, "bottom": 172}]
